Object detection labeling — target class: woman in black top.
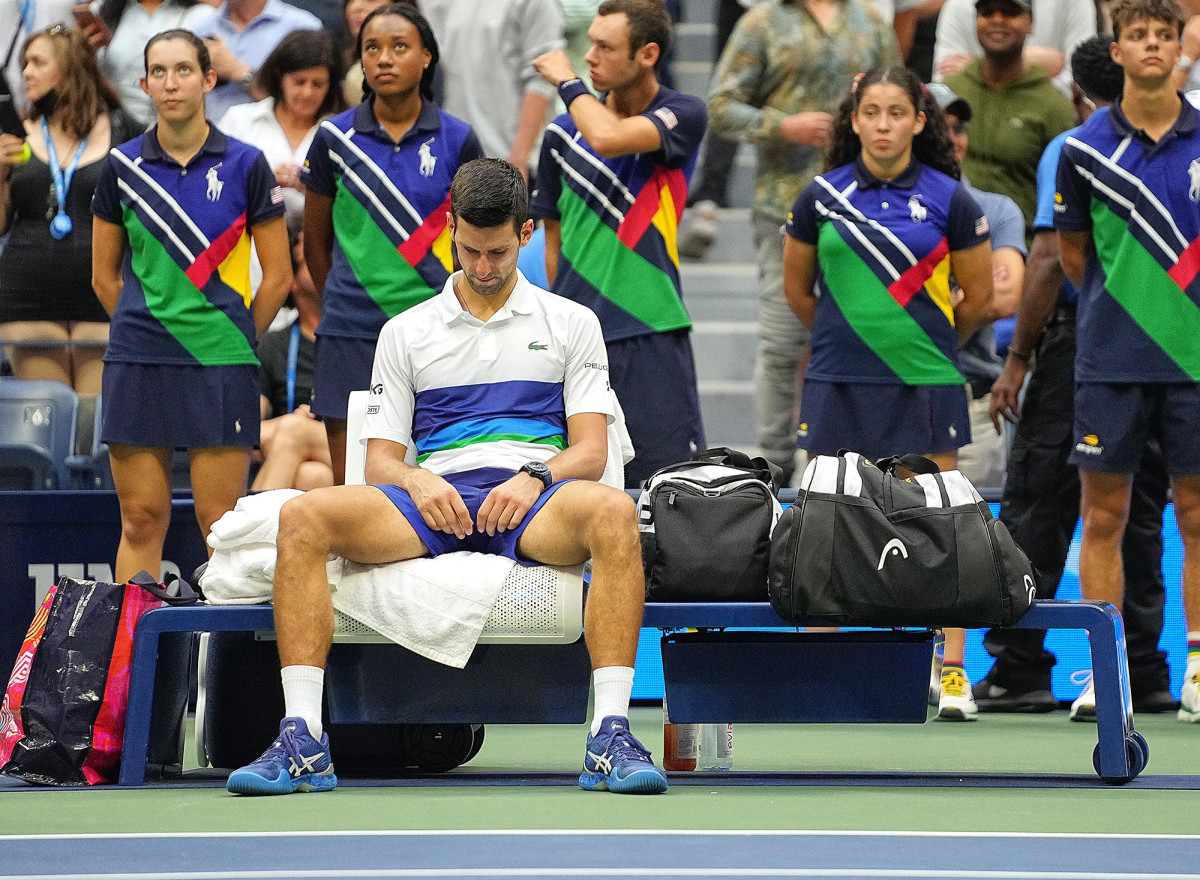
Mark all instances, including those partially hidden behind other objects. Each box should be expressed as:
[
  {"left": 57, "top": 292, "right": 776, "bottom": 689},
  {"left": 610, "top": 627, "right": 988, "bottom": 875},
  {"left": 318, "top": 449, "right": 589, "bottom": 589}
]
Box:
[{"left": 0, "top": 24, "right": 135, "bottom": 393}]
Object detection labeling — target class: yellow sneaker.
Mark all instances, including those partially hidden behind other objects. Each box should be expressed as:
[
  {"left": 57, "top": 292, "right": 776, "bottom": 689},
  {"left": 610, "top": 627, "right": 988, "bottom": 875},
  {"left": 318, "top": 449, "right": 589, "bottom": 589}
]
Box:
[{"left": 937, "top": 666, "right": 978, "bottom": 721}]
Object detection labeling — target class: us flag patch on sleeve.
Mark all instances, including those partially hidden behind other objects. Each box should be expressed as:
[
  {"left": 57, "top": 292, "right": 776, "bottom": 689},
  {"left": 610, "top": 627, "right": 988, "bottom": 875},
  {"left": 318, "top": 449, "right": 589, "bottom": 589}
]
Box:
[
  {"left": 975, "top": 215, "right": 990, "bottom": 236},
  {"left": 270, "top": 186, "right": 285, "bottom": 204},
  {"left": 653, "top": 107, "right": 679, "bottom": 129}
]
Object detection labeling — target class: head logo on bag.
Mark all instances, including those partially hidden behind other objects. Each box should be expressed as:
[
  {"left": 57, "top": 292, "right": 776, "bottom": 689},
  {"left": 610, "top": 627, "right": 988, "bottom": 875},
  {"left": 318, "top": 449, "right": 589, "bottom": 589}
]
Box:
[
  {"left": 876, "top": 538, "right": 909, "bottom": 571},
  {"left": 1025, "top": 574, "right": 1036, "bottom": 605}
]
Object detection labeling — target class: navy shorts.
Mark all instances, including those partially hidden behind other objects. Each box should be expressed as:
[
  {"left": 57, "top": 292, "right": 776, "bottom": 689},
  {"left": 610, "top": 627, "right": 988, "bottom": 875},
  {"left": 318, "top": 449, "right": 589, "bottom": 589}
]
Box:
[
  {"left": 100, "top": 362, "right": 260, "bottom": 448},
  {"left": 1071, "top": 382, "right": 1200, "bottom": 476},
  {"left": 608, "top": 330, "right": 706, "bottom": 486},
  {"left": 310, "top": 334, "right": 377, "bottom": 420},
  {"left": 797, "top": 380, "right": 971, "bottom": 458},
  {"left": 375, "top": 467, "right": 573, "bottom": 565}
]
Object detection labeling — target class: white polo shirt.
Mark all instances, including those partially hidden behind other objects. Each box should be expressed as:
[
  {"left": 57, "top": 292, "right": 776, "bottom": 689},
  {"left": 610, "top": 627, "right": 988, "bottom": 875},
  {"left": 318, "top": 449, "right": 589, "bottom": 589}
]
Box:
[{"left": 364, "top": 270, "right": 613, "bottom": 479}]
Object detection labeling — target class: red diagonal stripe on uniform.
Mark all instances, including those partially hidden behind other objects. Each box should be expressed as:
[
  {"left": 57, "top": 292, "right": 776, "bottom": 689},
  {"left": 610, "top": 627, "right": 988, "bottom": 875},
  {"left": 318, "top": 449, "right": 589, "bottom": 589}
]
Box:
[
  {"left": 617, "top": 168, "right": 673, "bottom": 249},
  {"left": 398, "top": 195, "right": 450, "bottom": 266},
  {"left": 185, "top": 213, "right": 247, "bottom": 289},
  {"left": 1168, "top": 236, "right": 1200, "bottom": 292},
  {"left": 887, "top": 237, "right": 949, "bottom": 307}
]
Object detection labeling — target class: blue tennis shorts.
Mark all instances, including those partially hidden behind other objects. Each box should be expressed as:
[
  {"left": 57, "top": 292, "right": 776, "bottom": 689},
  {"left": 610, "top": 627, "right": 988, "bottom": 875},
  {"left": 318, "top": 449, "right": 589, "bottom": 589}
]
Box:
[
  {"left": 100, "top": 362, "right": 260, "bottom": 448},
  {"left": 1071, "top": 381, "right": 1200, "bottom": 476},
  {"left": 310, "top": 334, "right": 377, "bottom": 421},
  {"left": 375, "top": 467, "right": 573, "bottom": 565},
  {"left": 797, "top": 380, "right": 971, "bottom": 458},
  {"left": 608, "top": 330, "right": 706, "bottom": 486}
]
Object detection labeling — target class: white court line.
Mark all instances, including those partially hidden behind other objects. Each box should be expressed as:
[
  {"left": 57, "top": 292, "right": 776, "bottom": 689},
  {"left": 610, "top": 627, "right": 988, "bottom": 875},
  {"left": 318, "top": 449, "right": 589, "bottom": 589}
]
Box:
[
  {"left": 6, "top": 870, "right": 1200, "bottom": 880},
  {"left": 4, "top": 830, "right": 1200, "bottom": 841}
]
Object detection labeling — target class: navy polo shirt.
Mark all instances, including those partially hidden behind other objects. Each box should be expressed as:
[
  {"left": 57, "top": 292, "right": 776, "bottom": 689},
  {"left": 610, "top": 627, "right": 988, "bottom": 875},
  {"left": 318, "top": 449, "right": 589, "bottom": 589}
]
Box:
[
  {"left": 92, "top": 125, "right": 284, "bottom": 366},
  {"left": 302, "top": 98, "right": 483, "bottom": 340}
]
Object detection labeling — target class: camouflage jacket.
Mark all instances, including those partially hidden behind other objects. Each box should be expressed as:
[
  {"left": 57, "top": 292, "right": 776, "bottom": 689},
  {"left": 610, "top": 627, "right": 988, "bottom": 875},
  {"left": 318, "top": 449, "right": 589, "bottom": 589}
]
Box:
[{"left": 708, "top": 0, "right": 899, "bottom": 221}]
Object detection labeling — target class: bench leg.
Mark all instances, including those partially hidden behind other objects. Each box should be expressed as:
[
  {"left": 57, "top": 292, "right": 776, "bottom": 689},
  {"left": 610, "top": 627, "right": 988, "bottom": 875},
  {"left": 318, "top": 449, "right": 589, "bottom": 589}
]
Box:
[
  {"left": 1015, "top": 600, "right": 1143, "bottom": 783},
  {"left": 119, "top": 620, "right": 166, "bottom": 786}
]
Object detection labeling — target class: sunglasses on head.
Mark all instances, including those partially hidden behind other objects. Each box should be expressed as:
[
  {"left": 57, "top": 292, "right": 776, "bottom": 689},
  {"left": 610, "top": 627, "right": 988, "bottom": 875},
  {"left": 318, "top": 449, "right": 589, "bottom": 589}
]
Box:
[{"left": 976, "top": 2, "right": 1027, "bottom": 17}]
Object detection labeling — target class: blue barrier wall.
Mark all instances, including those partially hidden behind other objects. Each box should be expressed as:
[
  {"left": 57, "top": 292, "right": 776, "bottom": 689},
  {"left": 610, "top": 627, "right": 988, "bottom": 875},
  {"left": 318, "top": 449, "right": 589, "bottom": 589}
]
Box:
[{"left": 0, "top": 492, "right": 209, "bottom": 675}]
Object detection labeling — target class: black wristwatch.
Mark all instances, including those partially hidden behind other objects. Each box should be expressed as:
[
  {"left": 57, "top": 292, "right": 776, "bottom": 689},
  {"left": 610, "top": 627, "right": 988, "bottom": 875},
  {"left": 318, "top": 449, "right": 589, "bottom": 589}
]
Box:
[{"left": 519, "top": 460, "right": 553, "bottom": 492}]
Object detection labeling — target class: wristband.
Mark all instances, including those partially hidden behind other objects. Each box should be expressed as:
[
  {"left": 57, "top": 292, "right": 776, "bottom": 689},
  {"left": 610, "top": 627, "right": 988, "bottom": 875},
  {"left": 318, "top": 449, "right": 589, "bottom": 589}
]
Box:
[
  {"left": 1007, "top": 346, "right": 1031, "bottom": 362},
  {"left": 558, "top": 77, "right": 590, "bottom": 109}
]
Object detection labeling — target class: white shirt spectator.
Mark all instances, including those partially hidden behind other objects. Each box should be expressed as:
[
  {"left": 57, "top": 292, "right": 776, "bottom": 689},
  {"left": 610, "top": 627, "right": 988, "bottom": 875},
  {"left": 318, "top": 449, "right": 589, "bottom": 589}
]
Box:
[
  {"left": 932, "top": 0, "right": 1096, "bottom": 98},
  {"left": 217, "top": 96, "right": 314, "bottom": 224}
]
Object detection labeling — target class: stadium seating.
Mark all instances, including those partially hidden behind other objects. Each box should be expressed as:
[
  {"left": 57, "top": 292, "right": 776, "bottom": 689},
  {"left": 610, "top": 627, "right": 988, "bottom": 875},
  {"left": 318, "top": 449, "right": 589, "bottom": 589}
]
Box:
[{"left": 0, "top": 378, "right": 79, "bottom": 489}]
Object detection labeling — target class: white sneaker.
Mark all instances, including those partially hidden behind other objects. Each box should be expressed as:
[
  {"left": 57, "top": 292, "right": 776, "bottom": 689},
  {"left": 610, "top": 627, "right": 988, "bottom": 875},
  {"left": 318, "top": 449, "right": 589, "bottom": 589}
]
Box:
[
  {"left": 1178, "top": 669, "right": 1200, "bottom": 722},
  {"left": 677, "top": 200, "right": 718, "bottom": 260},
  {"left": 937, "top": 667, "right": 978, "bottom": 721},
  {"left": 1069, "top": 671, "right": 1095, "bottom": 722}
]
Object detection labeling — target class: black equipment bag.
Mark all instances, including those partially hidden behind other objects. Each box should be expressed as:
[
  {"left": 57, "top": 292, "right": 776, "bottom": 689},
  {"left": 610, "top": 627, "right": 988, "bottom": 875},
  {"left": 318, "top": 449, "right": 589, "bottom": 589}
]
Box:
[
  {"left": 638, "top": 447, "right": 783, "bottom": 601},
  {"left": 769, "top": 452, "right": 1037, "bottom": 628}
]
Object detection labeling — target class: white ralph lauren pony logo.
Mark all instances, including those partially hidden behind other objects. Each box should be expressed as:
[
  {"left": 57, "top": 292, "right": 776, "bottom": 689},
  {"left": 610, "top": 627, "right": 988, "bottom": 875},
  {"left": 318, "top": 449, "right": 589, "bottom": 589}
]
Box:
[
  {"left": 206, "top": 163, "right": 224, "bottom": 201},
  {"left": 1189, "top": 158, "right": 1200, "bottom": 202},
  {"left": 419, "top": 138, "right": 437, "bottom": 177}
]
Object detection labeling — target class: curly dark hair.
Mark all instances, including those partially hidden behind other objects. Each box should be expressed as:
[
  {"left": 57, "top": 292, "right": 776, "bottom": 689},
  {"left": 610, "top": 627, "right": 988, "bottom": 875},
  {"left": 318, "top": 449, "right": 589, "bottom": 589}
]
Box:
[
  {"left": 824, "top": 65, "right": 959, "bottom": 181},
  {"left": 1071, "top": 35, "right": 1124, "bottom": 104}
]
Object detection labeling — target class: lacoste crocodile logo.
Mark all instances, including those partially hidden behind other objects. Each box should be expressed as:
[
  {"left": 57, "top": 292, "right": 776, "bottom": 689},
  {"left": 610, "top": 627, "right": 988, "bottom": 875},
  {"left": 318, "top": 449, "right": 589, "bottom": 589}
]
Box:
[{"left": 528, "top": 342, "right": 548, "bottom": 350}]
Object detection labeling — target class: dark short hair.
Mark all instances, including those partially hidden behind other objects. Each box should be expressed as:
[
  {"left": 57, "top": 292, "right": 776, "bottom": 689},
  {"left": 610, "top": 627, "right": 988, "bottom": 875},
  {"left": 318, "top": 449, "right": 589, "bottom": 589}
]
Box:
[
  {"left": 257, "top": 30, "right": 346, "bottom": 118},
  {"left": 1108, "top": 0, "right": 1187, "bottom": 40},
  {"left": 450, "top": 158, "right": 529, "bottom": 234},
  {"left": 1072, "top": 34, "right": 1124, "bottom": 103},
  {"left": 597, "top": 0, "right": 671, "bottom": 58},
  {"left": 144, "top": 28, "right": 211, "bottom": 77},
  {"left": 355, "top": 2, "right": 438, "bottom": 101}
]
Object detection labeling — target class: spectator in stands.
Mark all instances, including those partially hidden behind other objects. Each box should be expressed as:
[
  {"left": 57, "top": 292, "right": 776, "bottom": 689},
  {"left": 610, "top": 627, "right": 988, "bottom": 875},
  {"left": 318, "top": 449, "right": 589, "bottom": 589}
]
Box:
[
  {"left": 218, "top": 28, "right": 345, "bottom": 228},
  {"left": 0, "top": 24, "right": 137, "bottom": 394},
  {"left": 927, "top": 82, "right": 1025, "bottom": 494},
  {"left": 227, "top": 157, "right": 669, "bottom": 797},
  {"left": 0, "top": 0, "right": 75, "bottom": 113},
  {"left": 1170, "top": 0, "right": 1200, "bottom": 92},
  {"left": 302, "top": 2, "right": 482, "bottom": 484},
  {"left": 91, "top": 29, "right": 290, "bottom": 581},
  {"left": 193, "top": 0, "right": 322, "bottom": 123},
  {"left": 981, "top": 34, "right": 1175, "bottom": 717},
  {"left": 782, "top": 66, "right": 993, "bottom": 718},
  {"left": 340, "top": 0, "right": 391, "bottom": 105},
  {"left": 254, "top": 229, "right": 332, "bottom": 491},
  {"left": 943, "top": 0, "right": 1076, "bottom": 237},
  {"left": 86, "top": 0, "right": 214, "bottom": 127},
  {"left": 1054, "top": 0, "right": 1200, "bottom": 722},
  {"left": 934, "top": 0, "right": 1097, "bottom": 98},
  {"left": 707, "top": 0, "right": 899, "bottom": 485},
  {"left": 532, "top": 0, "right": 706, "bottom": 486},
  {"left": 421, "top": 0, "right": 563, "bottom": 178}
]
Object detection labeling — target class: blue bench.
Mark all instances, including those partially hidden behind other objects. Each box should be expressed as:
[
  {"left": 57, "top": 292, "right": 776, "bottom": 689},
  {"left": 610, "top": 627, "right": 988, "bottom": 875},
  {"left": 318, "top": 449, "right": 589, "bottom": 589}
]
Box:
[{"left": 119, "top": 598, "right": 1145, "bottom": 786}]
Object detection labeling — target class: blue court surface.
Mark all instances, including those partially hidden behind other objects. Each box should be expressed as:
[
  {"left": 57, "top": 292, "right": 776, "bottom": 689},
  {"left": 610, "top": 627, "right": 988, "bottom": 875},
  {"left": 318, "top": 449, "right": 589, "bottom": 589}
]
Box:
[{"left": 2, "top": 831, "right": 1200, "bottom": 879}]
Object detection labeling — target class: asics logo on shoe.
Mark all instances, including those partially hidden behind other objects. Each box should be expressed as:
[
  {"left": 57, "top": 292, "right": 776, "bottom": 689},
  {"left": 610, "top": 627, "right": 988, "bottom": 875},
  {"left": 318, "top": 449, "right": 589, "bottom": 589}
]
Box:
[
  {"left": 877, "top": 538, "right": 908, "bottom": 570},
  {"left": 288, "top": 751, "right": 327, "bottom": 777},
  {"left": 592, "top": 753, "right": 613, "bottom": 774}
]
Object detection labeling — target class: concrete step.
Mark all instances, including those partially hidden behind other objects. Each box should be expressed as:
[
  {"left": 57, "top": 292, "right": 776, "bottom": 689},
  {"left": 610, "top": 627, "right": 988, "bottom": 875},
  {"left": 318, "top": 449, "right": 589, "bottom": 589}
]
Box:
[
  {"left": 673, "top": 21, "right": 716, "bottom": 65},
  {"left": 696, "top": 382, "right": 756, "bottom": 448},
  {"left": 691, "top": 319, "right": 755, "bottom": 381},
  {"left": 683, "top": 0, "right": 716, "bottom": 25},
  {"left": 679, "top": 206, "right": 759, "bottom": 264}
]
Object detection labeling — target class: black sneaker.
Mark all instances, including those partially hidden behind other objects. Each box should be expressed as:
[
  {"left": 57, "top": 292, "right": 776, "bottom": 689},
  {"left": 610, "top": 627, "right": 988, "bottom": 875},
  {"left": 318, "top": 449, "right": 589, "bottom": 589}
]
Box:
[
  {"left": 1132, "top": 689, "right": 1179, "bottom": 713},
  {"left": 972, "top": 675, "right": 1058, "bottom": 713}
]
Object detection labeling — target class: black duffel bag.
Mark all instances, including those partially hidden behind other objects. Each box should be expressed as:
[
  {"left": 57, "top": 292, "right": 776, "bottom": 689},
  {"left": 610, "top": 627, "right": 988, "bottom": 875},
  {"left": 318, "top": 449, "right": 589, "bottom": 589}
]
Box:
[
  {"left": 769, "top": 451, "right": 1037, "bottom": 628},
  {"left": 638, "top": 447, "right": 783, "bottom": 601}
]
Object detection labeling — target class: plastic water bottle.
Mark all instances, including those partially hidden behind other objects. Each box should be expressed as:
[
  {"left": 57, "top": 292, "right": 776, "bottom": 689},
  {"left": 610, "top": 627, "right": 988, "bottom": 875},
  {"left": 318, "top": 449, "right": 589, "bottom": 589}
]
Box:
[
  {"left": 662, "top": 698, "right": 698, "bottom": 771},
  {"left": 698, "top": 722, "right": 733, "bottom": 770}
]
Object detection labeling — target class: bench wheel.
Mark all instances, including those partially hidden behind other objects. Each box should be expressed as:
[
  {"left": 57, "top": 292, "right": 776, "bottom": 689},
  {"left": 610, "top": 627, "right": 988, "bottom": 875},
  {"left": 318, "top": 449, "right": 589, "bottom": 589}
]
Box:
[
  {"left": 401, "top": 723, "right": 482, "bottom": 772},
  {"left": 1092, "top": 733, "right": 1148, "bottom": 784}
]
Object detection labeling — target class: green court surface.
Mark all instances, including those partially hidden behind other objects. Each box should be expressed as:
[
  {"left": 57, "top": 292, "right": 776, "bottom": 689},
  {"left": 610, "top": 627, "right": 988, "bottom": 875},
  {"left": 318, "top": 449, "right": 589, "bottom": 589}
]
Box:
[{"left": 1, "top": 707, "right": 1197, "bottom": 837}]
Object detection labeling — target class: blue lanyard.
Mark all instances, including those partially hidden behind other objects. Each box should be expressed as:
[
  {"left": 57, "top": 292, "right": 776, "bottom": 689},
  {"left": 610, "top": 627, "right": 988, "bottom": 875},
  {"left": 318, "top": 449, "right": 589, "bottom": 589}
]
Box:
[
  {"left": 41, "top": 118, "right": 87, "bottom": 240},
  {"left": 18, "top": 0, "right": 34, "bottom": 33},
  {"left": 286, "top": 322, "right": 300, "bottom": 414}
]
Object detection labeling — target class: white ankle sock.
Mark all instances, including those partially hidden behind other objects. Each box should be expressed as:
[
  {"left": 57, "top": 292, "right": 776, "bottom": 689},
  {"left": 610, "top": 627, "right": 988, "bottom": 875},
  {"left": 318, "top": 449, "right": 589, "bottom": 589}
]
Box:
[
  {"left": 590, "top": 666, "right": 635, "bottom": 734},
  {"left": 281, "top": 665, "right": 325, "bottom": 739}
]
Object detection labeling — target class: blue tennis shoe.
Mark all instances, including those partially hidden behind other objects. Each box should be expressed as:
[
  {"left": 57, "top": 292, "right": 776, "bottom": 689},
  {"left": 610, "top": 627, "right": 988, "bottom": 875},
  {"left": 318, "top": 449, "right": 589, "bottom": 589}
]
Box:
[
  {"left": 226, "top": 717, "right": 337, "bottom": 795},
  {"left": 579, "top": 715, "right": 669, "bottom": 794}
]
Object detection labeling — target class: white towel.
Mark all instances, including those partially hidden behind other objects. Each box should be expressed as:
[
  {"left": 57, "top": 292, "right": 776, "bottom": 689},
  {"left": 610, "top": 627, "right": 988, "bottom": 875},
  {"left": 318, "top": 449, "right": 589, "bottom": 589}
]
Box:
[
  {"left": 207, "top": 489, "right": 302, "bottom": 549},
  {"left": 332, "top": 552, "right": 515, "bottom": 668}
]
